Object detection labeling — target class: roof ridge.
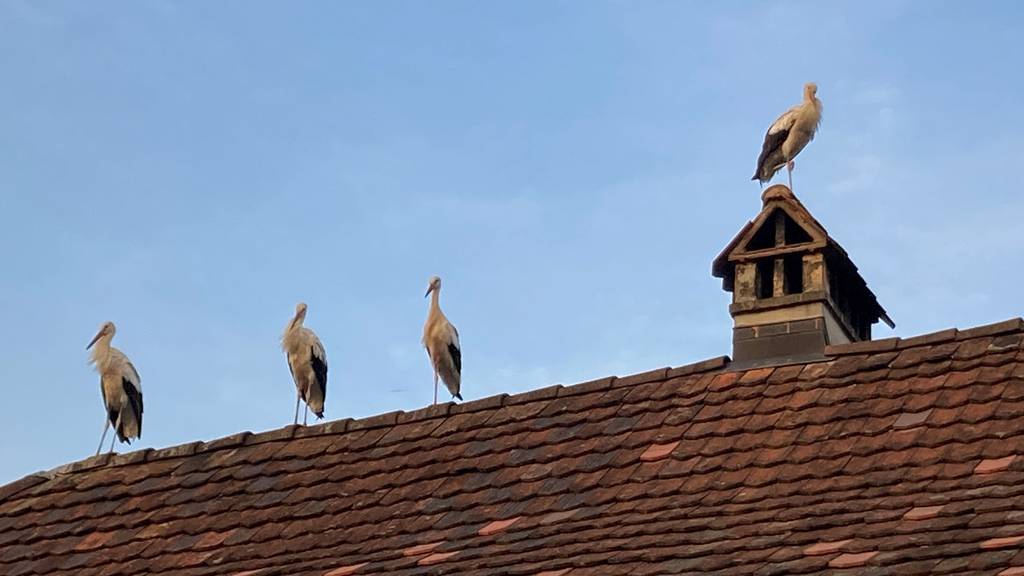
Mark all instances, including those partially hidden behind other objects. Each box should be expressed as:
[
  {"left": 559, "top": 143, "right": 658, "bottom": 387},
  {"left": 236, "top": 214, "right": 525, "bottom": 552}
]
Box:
[
  {"left": 0, "top": 354, "right": 732, "bottom": 502},
  {"left": 824, "top": 317, "right": 1023, "bottom": 357}
]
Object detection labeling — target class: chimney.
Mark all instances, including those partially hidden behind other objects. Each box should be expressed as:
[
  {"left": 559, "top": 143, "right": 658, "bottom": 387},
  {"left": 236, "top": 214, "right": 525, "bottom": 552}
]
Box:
[{"left": 712, "top": 185, "right": 894, "bottom": 367}]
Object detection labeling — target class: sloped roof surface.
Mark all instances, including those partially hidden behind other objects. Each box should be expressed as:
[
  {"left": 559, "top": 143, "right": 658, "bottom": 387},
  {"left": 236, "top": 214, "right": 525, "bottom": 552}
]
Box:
[{"left": 2, "top": 319, "right": 1024, "bottom": 576}]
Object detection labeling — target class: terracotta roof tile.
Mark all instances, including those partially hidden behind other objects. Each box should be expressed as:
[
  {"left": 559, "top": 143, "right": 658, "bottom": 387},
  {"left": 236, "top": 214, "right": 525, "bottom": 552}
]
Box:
[
  {"left": 0, "top": 319, "right": 1022, "bottom": 575},
  {"left": 401, "top": 541, "right": 442, "bottom": 557},
  {"left": 804, "top": 539, "right": 852, "bottom": 556},
  {"left": 893, "top": 409, "right": 933, "bottom": 430},
  {"left": 976, "top": 455, "right": 1017, "bottom": 475},
  {"left": 418, "top": 551, "right": 459, "bottom": 566},
  {"left": 981, "top": 535, "right": 1024, "bottom": 550},
  {"left": 828, "top": 551, "right": 878, "bottom": 568},
  {"left": 323, "top": 563, "right": 369, "bottom": 575},
  {"left": 540, "top": 509, "right": 579, "bottom": 525},
  {"left": 903, "top": 505, "right": 944, "bottom": 521},
  {"left": 640, "top": 441, "right": 679, "bottom": 462},
  {"left": 478, "top": 517, "right": 521, "bottom": 536}
]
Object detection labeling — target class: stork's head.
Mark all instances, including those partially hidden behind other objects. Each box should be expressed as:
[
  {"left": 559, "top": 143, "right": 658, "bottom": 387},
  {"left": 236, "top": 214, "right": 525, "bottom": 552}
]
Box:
[
  {"left": 804, "top": 82, "right": 818, "bottom": 98},
  {"left": 86, "top": 321, "right": 116, "bottom": 350},
  {"left": 287, "top": 302, "right": 308, "bottom": 332},
  {"left": 424, "top": 275, "right": 442, "bottom": 298}
]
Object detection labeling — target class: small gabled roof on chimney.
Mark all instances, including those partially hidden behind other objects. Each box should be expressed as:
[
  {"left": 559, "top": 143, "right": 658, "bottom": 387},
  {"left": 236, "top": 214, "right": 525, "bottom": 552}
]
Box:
[{"left": 712, "top": 185, "right": 894, "bottom": 329}]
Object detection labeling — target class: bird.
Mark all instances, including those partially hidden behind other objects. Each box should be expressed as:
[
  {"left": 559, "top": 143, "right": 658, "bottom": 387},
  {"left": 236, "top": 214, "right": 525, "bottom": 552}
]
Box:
[
  {"left": 422, "top": 275, "right": 462, "bottom": 405},
  {"left": 281, "top": 302, "right": 328, "bottom": 426},
  {"left": 86, "top": 322, "right": 143, "bottom": 456},
  {"left": 753, "top": 82, "right": 823, "bottom": 189}
]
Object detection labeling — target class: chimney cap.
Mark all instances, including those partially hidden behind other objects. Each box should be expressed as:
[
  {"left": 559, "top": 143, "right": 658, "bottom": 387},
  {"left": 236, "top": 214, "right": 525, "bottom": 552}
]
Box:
[{"left": 760, "top": 183, "right": 796, "bottom": 204}]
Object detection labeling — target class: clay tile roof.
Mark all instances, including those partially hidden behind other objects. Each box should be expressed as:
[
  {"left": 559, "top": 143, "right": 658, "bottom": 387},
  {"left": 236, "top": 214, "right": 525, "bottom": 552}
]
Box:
[{"left": 0, "top": 317, "right": 1022, "bottom": 575}]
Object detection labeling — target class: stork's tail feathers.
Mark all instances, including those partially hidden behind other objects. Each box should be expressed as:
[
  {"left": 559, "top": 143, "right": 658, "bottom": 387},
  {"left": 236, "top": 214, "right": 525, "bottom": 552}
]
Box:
[
  {"left": 454, "top": 392, "right": 463, "bottom": 401},
  {"left": 314, "top": 410, "right": 324, "bottom": 419}
]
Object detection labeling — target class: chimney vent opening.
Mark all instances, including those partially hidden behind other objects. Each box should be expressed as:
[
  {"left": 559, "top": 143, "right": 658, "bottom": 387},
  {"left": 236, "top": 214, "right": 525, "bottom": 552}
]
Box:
[
  {"left": 783, "top": 254, "right": 804, "bottom": 295},
  {"left": 784, "top": 215, "right": 812, "bottom": 245},
  {"left": 756, "top": 259, "right": 774, "bottom": 299},
  {"left": 747, "top": 221, "right": 776, "bottom": 251}
]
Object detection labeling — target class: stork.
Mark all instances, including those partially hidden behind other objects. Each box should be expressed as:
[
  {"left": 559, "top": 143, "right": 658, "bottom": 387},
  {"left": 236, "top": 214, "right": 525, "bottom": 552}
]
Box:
[
  {"left": 753, "top": 82, "right": 822, "bottom": 189},
  {"left": 282, "top": 302, "right": 328, "bottom": 425},
  {"left": 422, "top": 276, "right": 462, "bottom": 405},
  {"left": 86, "top": 322, "right": 143, "bottom": 456}
]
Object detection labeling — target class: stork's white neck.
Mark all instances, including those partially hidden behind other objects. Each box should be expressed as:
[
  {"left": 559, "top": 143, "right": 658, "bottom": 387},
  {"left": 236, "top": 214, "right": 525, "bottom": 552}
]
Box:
[
  {"left": 89, "top": 336, "right": 114, "bottom": 368},
  {"left": 288, "top": 314, "right": 305, "bottom": 333},
  {"left": 282, "top": 314, "right": 307, "bottom": 353}
]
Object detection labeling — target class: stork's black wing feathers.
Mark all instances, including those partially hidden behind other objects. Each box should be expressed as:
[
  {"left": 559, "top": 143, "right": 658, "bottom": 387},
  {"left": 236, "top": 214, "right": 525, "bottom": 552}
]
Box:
[
  {"left": 448, "top": 342, "right": 462, "bottom": 375},
  {"left": 122, "top": 377, "right": 144, "bottom": 437},
  {"left": 311, "top": 346, "right": 328, "bottom": 404},
  {"left": 753, "top": 127, "right": 789, "bottom": 180}
]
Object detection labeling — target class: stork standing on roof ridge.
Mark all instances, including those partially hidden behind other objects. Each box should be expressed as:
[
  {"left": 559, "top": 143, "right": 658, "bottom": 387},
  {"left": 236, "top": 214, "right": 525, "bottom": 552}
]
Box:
[
  {"left": 87, "top": 322, "right": 144, "bottom": 456},
  {"left": 753, "top": 82, "right": 822, "bottom": 190},
  {"left": 422, "top": 275, "right": 462, "bottom": 405},
  {"left": 282, "top": 302, "right": 328, "bottom": 425}
]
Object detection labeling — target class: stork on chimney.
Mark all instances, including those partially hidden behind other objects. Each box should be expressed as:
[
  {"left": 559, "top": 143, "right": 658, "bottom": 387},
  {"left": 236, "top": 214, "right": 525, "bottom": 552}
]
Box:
[{"left": 712, "top": 185, "right": 894, "bottom": 368}]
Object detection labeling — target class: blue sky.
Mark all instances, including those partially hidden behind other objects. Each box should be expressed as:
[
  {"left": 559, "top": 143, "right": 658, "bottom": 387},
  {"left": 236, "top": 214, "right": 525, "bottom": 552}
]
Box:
[{"left": 1, "top": 1, "right": 1022, "bottom": 484}]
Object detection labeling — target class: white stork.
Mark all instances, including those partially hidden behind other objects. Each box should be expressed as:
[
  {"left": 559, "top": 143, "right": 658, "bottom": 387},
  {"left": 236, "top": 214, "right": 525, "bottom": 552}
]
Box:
[
  {"left": 753, "top": 82, "right": 823, "bottom": 188},
  {"left": 281, "top": 302, "right": 328, "bottom": 425},
  {"left": 422, "top": 275, "right": 462, "bottom": 405},
  {"left": 86, "top": 322, "right": 143, "bottom": 456}
]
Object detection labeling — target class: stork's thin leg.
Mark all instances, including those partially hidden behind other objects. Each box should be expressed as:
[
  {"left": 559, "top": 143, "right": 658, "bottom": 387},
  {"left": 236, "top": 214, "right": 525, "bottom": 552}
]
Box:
[
  {"left": 303, "top": 405, "right": 309, "bottom": 427},
  {"left": 787, "top": 160, "right": 794, "bottom": 190},
  {"left": 433, "top": 371, "right": 439, "bottom": 406},
  {"left": 96, "top": 419, "right": 110, "bottom": 457},
  {"left": 109, "top": 414, "right": 121, "bottom": 454},
  {"left": 293, "top": 394, "right": 301, "bottom": 426}
]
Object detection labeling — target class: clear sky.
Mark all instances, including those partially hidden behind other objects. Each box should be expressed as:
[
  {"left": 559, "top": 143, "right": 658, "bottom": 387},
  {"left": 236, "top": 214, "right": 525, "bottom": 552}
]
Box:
[{"left": 1, "top": 1, "right": 1022, "bottom": 484}]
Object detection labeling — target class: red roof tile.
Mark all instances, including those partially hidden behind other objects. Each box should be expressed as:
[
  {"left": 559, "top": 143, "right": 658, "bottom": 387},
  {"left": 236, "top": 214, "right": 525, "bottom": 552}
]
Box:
[
  {"left": 639, "top": 441, "right": 679, "bottom": 462},
  {"left": 400, "top": 542, "right": 442, "bottom": 557},
  {"left": 0, "top": 318, "right": 1022, "bottom": 575},
  {"left": 981, "top": 536, "right": 1024, "bottom": 550},
  {"left": 804, "top": 539, "right": 852, "bottom": 556},
  {"left": 323, "top": 563, "right": 369, "bottom": 576},
  {"left": 478, "top": 517, "right": 520, "bottom": 536},
  {"left": 829, "top": 551, "right": 878, "bottom": 568},
  {"left": 975, "top": 455, "right": 1017, "bottom": 474},
  {"left": 903, "top": 505, "right": 944, "bottom": 521},
  {"left": 417, "top": 551, "right": 458, "bottom": 566}
]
